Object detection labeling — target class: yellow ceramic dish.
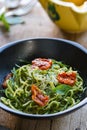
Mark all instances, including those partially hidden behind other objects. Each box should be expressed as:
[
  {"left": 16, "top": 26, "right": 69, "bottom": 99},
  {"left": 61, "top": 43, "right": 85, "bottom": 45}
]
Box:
[{"left": 39, "top": 0, "right": 87, "bottom": 33}]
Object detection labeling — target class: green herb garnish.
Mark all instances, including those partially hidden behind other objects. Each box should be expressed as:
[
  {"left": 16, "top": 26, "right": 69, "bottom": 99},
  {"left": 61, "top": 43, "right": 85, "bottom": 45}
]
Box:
[{"left": 0, "top": 13, "right": 10, "bottom": 31}]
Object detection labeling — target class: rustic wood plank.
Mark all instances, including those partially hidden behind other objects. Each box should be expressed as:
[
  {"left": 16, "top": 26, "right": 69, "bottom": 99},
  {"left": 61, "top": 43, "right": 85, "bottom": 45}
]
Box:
[{"left": 21, "top": 119, "right": 51, "bottom": 130}]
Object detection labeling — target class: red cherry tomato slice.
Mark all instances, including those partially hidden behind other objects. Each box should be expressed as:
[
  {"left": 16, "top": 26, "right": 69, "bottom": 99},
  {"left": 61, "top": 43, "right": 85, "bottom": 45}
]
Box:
[
  {"left": 32, "top": 58, "right": 52, "bottom": 70},
  {"left": 2, "top": 73, "right": 12, "bottom": 89},
  {"left": 57, "top": 72, "right": 76, "bottom": 86},
  {"left": 31, "top": 84, "right": 49, "bottom": 106}
]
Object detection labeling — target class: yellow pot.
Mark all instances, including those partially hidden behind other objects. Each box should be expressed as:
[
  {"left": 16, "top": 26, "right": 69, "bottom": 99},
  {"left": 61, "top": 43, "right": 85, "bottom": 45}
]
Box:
[{"left": 39, "top": 0, "right": 87, "bottom": 33}]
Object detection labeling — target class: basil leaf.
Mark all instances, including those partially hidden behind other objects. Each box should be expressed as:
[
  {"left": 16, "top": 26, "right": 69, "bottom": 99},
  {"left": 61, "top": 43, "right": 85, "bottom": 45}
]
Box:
[
  {"left": 53, "top": 84, "right": 72, "bottom": 95},
  {"left": 0, "top": 13, "right": 10, "bottom": 31}
]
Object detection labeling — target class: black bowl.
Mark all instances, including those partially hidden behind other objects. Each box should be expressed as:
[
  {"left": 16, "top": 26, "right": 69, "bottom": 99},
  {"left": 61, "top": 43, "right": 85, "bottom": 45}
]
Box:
[{"left": 0, "top": 38, "right": 87, "bottom": 119}]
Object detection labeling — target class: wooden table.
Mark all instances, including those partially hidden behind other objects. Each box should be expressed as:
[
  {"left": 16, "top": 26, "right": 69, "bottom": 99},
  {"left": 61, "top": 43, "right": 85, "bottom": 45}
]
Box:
[{"left": 0, "top": 2, "right": 87, "bottom": 130}]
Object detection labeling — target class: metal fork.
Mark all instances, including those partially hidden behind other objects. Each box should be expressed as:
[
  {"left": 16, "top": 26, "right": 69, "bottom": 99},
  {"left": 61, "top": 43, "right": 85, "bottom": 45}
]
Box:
[{"left": 5, "top": 0, "right": 37, "bottom": 17}]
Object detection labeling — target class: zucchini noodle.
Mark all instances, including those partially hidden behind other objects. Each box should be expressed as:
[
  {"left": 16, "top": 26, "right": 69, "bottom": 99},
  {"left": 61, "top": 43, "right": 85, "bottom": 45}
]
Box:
[{"left": 0, "top": 59, "right": 83, "bottom": 114}]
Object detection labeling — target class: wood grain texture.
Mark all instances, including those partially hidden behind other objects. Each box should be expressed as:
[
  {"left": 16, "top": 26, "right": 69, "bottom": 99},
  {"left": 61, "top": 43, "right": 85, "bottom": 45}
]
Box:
[{"left": 0, "top": 2, "right": 87, "bottom": 130}]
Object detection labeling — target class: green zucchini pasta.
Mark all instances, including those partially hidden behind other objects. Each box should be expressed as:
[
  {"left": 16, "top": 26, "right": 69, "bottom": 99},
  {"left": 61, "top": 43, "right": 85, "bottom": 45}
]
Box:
[{"left": 0, "top": 59, "right": 83, "bottom": 114}]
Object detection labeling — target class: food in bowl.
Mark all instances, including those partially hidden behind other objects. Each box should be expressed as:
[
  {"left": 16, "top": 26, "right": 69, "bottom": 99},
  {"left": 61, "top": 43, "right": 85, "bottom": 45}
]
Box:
[
  {"left": 0, "top": 38, "right": 87, "bottom": 118},
  {"left": 1, "top": 58, "right": 84, "bottom": 114},
  {"left": 39, "top": 0, "right": 87, "bottom": 33},
  {"left": 63, "top": 0, "right": 86, "bottom": 6}
]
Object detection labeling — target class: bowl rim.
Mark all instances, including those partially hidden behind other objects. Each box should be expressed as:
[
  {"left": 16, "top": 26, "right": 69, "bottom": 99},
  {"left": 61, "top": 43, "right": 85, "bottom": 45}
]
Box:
[
  {"left": 50, "top": 0, "right": 87, "bottom": 13},
  {"left": 0, "top": 37, "right": 87, "bottom": 118},
  {"left": 0, "top": 98, "right": 87, "bottom": 118},
  {"left": 0, "top": 37, "right": 87, "bottom": 54}
]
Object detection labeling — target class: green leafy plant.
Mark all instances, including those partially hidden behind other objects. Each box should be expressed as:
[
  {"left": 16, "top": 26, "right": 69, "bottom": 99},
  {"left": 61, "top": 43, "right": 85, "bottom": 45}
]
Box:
[{"left": 0, "top": 13, "right": 10, "bottom": 31}]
